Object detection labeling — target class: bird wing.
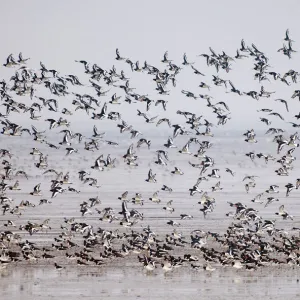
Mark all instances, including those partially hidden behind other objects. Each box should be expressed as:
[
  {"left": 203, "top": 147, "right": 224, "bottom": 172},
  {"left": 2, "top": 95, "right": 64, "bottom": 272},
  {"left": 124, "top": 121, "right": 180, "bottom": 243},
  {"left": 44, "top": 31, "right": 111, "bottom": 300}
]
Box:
[
  {"left": 46, "top": 118, "right": 56, "bottom": 123},
  {"left": 164, "top": 51, "right": 168, "bottom": 60},
  {"left": 276, "top": 113, "right": 284, "bottom": 120},
  {"left": 191, "top": 65, "right": 197, "bottom": 72},
  {"left": 241, "top": 39, "right": 245, "bottom": 48},
  {"left": 286, "top": 29, "right": 289, "bottom": 40},
  {"left": 16, "top": 170, "right": 28, "bottom": 179},
  {"left": 101, "top": 102, "right": 107, "bottom": 114},
  {"left": 153, "top": 191, "right": 159, "bottom": 198},
  {"left": 122, "top": 200, "right": 128, "bottom": 213},
  {"left": 96, "top": 155, "right": 103, "bottom": 164},
  {"left": 252, "top": 43, "right": 261, "bottom": 53},
  {"left": 209, "top": 47, "right": 217, "bottom": 57},
  {"left": 156, "top": 119, "right": 163, "bottom": 126},
  {"left": 148, "top": 169, "right": 153, "bottom": 178},
  {"left": 146, "top": 101, "right": 151, "bottom": 111},
  {"left": 279, "top": 205, "right": 284, "bottom": 214},
  {"left": 122, "top": 120, "right": 128, "bottom": 127},
  {"left": 149, "top": 116, "right": 158, "bottom": 122},
  {"left": 127, "top": 144, "right": 133, "bottom": 155},
  {"left": 43, "top": 169, "right": 58, "bottom": 175},
  {"left": 34, "top": 183, "right": 41, "bottom": 192},
  {"left": 93, "top": 125, "right": 98, "bottom": 135},
  {"left": 137, "top": 139, "right": 145, "bottom": 148}
]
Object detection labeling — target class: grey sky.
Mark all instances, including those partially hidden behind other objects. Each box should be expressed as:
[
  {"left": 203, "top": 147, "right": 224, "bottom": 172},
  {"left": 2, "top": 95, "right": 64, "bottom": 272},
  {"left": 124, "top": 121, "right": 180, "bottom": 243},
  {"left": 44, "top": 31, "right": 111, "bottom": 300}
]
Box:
[{"left": 0, "top": 0, "right": 300, "bottom": 135}]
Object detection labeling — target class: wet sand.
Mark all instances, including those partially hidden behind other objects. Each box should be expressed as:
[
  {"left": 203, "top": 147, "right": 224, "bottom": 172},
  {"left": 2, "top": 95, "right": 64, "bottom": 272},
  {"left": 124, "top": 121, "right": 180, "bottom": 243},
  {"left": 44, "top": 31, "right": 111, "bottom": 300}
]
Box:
[{"left": 1, "top": 265, "right": 300, "bottom": 300}]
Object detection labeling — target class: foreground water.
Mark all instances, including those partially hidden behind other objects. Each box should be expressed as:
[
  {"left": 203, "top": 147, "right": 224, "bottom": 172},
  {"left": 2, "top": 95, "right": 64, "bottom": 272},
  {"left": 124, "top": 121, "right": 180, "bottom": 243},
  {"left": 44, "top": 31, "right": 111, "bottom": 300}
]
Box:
[{"left": 1, "top": 265, "right": 300, "bottom": 300}]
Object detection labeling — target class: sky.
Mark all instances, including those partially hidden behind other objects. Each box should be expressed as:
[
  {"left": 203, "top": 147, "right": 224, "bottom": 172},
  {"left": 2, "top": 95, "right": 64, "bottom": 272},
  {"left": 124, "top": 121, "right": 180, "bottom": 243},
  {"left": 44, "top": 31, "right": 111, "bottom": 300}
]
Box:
[{"left": 0, "top": 0, "right": 300, "bottom": 136}]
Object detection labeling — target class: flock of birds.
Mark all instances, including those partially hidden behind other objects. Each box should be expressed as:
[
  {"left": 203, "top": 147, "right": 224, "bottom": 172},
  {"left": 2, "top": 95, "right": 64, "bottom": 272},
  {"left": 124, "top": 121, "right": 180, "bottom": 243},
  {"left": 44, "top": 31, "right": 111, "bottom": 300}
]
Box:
[{"left": 1, "top": 29, "right": 300, "bottom": 273}]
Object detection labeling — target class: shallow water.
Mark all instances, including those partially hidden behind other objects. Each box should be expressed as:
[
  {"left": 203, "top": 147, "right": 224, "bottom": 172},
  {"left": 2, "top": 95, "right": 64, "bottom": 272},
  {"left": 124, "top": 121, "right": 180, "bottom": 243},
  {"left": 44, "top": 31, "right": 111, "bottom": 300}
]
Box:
[{"left": 1, "top": 265, "right": 300, "bottom": 300}]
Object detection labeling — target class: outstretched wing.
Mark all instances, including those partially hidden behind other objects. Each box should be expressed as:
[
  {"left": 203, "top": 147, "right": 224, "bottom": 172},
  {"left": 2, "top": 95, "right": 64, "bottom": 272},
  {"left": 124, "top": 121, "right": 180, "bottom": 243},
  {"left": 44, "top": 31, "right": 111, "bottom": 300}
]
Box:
[
  {"left": 148, "top": 169, "right": 153, "bottom": 178},
  {"left": 279, "top": 205, "right": 284, "bottom": 214}
]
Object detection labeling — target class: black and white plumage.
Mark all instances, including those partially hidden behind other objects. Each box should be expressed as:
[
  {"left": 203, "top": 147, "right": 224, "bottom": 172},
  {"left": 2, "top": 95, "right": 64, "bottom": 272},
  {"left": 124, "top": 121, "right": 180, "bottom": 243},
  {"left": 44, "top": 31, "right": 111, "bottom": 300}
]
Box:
[{"left": 146, "top": 169, "right": 157, "bottom": 183}]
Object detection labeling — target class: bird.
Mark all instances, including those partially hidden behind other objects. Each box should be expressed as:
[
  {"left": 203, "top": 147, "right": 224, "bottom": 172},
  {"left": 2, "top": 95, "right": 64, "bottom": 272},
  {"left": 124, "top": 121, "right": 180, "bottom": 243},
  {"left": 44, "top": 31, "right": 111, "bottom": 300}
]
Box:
[
  {"left": 296, "top": 179, "right": 300, "bottom": 190},
  {"left": 285, "top": 183, "right": 294, "bottom": 197},
  {"left": 265, "top": 185, "right": 279, "bottom": 194},
  {"left": 149, "top": 191, "right": 161, "bottom": 203},
  {"left": 189, "top": 179, "right": 203, "bottom": 196},
  {"left": 137, "top": 138, "right": 151, "bottom": 149},
  {"left": 163, "top": 200, "right": 175, "bottom": 213},
  {"left": 146, "top": 169, "right": 157, "bottom": 183},
  {"left": 276, "top": 205, "right": 293, "bottom": 220},
  {"left": 156, "top": 118, "right": 171, "bottom": 127},
  {"left": 179, "top": 142, "right": 191, "bottom": 154},
  {"left": 54, "top": 263, "right": 63, "bottom": 270},
  {"left": 30, "top": 183, "right": 42, "bottom": 196},
  {"left": 203, "top": 263, "right": 215, "bottom": 272},
  {"left": 155, "top": 99, "right": 168, "bottom": 111},
  {"left": 269, "top": 112, "right": 285, "bottom": 120},
  {"left": 225, "top": 168, "right": 235, "bottom": 176},
  {"left": 162, "top": 185, "right": 173, "bottom": 193},
  {"left": 191, "top": 65, "right": 205, "bottom": 76},
  {"left": 92, "top": 125, "right": 105, "bottom": 138},
  {"left": 275, "top": 99, "right": 289, "bottom": 112},
  {"left": 115, "top": 48, "right": 126, "bottom": 61},
  {"left": 208, "top": 169, "right": 220, "bottom": 178},
  {"left": 284, "top": 29, "right": 294, "bottom": 43},
  {"left": 65, "top": 147, "right": 78, "bottom": 155},
  {"left": 164, "top": 137, "right": 177, "bottom": 148},
  {"left": 171, "top": 167, "right": 184, "bottom": 175},
  {"left": 91, "top": 155, "right": 105, "bottom": 171}
]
